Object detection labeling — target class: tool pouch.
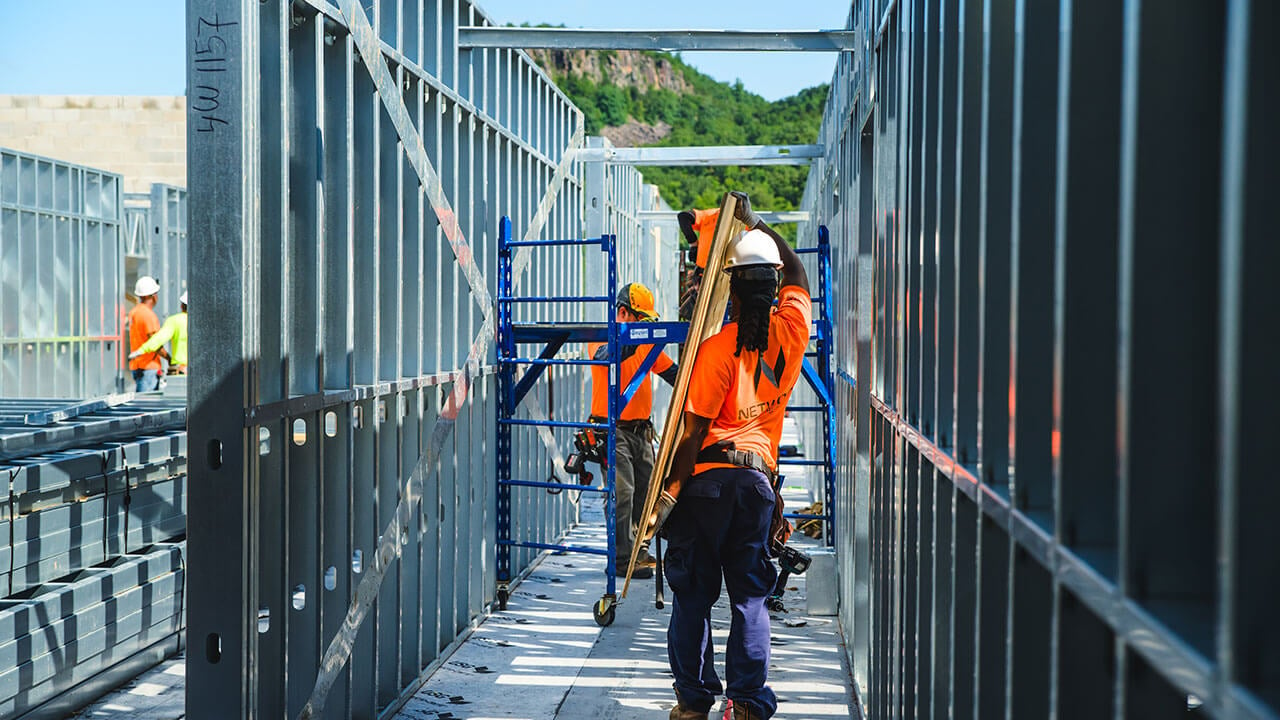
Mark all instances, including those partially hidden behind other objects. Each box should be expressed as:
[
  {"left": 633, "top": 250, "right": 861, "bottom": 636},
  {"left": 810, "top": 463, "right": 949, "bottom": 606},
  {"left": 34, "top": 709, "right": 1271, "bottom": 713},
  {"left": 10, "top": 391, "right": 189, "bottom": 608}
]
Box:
[{"left": 769, "top": 477, "right": 793, "bottom": 557}]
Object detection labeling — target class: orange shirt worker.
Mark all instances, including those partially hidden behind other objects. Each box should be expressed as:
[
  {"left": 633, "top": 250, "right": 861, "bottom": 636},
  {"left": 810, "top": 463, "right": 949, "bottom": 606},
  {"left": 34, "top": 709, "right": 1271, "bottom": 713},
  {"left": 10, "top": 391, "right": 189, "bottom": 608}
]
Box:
[
  {"left": 659, "top": 193, "right": 811, "bottom": 720},
  {"left": 127, "top": 276, "right": 164, "bottom": 392},
  {"left": 588, "top": 283, "right": 678, "bottom": 579}
]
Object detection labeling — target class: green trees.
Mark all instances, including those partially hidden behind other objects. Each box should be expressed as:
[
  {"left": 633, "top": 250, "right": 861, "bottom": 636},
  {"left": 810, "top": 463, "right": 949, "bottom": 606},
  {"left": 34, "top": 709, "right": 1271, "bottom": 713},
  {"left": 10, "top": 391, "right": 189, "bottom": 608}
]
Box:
[{"left": 547, "top": 50, "right": 827, "bottom": 239}]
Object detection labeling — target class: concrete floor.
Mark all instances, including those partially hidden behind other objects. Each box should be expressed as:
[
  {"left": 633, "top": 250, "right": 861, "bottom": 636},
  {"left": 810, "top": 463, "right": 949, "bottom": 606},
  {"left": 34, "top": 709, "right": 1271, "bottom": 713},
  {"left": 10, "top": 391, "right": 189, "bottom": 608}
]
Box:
[{"left": 395, "top": 491, "right": 854, "bottom": 720}]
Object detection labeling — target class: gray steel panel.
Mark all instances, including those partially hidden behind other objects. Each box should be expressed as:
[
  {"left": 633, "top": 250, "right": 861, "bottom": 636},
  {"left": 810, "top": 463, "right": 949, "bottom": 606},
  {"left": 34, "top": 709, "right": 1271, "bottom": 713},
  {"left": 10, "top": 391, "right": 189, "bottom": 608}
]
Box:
[{"left": 802, "top": 0, "right": 1277, "bottom": 717}]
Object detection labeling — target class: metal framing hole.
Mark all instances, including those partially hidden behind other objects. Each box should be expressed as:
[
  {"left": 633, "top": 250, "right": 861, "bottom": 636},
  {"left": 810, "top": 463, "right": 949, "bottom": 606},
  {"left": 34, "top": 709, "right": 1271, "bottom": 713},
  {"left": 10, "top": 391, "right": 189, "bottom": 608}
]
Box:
[
  {"left": 324, "top": 566, "right": 337, "bottom": 591},
  {"left": 205, "top": 633, "right": 221, "bottom": 663},
  {"left": 293, "top": 418, "right": 307, "bottom": 446},
  {"left": 324, "top": 410, "right": 337, "bottom": 437},
  {"left": 291, "top": 584, "right": 306, "bottom": 611},
  {"left": 378, "top": 400, "right": 387, "bottom": 423},
  {"left": 207, "top": 439, "right": 223, "bottom": 470},
  {"left": 258, "top": 426, "right": 271, "bottom": 456},
  {"left": 257, "top": 606, "right": 270, "bottom": 633},
  {"left": 352, "top": 404, "right": 362, "bottom": 429},
  {"left": 352, "top": 548, "right": 363, "bottom": 574}
]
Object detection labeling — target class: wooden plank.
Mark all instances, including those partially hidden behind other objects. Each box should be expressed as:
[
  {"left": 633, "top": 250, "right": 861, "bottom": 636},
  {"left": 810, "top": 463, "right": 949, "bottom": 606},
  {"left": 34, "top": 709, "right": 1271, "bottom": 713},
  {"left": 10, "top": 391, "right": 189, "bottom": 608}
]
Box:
[{"left": 621, "top": 193, "right": 745, "bottom": 596}]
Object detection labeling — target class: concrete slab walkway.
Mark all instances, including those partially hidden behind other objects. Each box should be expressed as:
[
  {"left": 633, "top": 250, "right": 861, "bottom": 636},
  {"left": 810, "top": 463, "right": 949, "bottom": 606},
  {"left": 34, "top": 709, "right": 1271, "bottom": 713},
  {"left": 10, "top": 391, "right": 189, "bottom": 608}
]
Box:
[{"left": 396, "top": 493, "right": 855, "bottom": 720}]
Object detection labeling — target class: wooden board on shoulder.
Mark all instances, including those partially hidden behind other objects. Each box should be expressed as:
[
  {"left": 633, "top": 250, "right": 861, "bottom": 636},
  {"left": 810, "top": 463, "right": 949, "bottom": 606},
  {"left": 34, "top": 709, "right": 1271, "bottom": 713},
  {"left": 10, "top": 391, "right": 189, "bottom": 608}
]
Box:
[{"left": 621, "top": 193, "right": 745, "bottom": 597}]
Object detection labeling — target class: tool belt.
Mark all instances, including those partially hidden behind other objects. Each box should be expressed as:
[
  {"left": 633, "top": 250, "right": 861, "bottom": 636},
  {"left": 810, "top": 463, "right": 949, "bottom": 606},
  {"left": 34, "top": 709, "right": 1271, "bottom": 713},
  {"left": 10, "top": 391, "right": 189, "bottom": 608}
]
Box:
[
  {"left": 696, "top": 441, "right": 777, "bottom": 481},
  {"left": 696, "top": 441, "right": 791, "bottom": 553},
  {"left": 589, "top": 416, "right": 654, "bottom": 437}
]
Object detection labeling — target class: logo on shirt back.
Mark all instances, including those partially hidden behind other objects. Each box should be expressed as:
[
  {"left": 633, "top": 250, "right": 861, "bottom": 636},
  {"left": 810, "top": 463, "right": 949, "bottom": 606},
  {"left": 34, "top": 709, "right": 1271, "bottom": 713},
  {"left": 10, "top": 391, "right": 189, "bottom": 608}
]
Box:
[{"left": 753, "top": 348, "right": 787, "bottom": 391}]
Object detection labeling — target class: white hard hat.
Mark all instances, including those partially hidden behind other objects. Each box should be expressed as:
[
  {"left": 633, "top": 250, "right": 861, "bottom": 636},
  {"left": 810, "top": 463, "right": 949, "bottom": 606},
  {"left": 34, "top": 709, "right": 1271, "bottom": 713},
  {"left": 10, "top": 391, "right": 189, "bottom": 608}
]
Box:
[
  {"left": 180, "top": 291, "right": 188, "bottom": 305},
  {"left": 134, "top": 276, "right": 160, "bottom": 298},
  {"left": 722, "top": 229, "right": 783, "bottom": 273}
]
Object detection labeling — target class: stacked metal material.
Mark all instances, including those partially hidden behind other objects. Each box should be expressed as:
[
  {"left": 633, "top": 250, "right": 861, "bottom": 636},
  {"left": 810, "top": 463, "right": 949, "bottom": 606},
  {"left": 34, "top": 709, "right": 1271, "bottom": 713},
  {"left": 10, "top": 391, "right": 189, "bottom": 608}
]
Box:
[{"left": 0, "top": 397, "right": 186, "bottom": 717}]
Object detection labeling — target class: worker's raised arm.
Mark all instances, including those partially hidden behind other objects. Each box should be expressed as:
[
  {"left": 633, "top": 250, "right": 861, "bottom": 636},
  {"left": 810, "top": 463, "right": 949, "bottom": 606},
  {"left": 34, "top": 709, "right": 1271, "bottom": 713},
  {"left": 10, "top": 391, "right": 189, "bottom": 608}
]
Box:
[{"left": 729, "top": 191, "right": 809, "bottom": 293}]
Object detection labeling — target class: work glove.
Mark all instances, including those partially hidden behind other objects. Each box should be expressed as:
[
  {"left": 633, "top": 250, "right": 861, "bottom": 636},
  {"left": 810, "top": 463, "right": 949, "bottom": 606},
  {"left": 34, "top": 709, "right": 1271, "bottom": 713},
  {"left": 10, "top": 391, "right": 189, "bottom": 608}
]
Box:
[
  {"left": 128, "top": 349, "right": 142, "bottom": 360},
  {"left": 644, "top": 490, "right": 678, "bottom": 542},
  {"left": 729, "top": 191, "right": 762, "bottom": 229}
]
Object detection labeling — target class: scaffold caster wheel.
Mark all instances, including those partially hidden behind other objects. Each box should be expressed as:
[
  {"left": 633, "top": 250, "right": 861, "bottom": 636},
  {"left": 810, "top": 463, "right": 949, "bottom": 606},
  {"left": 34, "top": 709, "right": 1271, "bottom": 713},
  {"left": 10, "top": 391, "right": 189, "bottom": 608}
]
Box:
[
  {"left": 497, "top": 586, "right": 509, "bottom": 611},
  {"left": 766, "top": 596, "right": 784, "bottom": 613},
  {"left": 592, "top": 596, "right": 616, "bottom": 627}
]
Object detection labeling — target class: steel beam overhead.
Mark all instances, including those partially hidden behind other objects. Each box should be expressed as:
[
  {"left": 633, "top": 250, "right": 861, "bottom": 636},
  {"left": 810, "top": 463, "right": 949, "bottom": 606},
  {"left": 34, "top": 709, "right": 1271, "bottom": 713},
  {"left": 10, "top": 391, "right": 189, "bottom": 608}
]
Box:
[
  {"left": 576, "top": 144, "right": 823, "bottom": 166},
  {"left": 457, "top": 27, "right": 858, "bottom": 52},
  {"left": 638, "top": 210, "right": 812, "bottom": 224}
]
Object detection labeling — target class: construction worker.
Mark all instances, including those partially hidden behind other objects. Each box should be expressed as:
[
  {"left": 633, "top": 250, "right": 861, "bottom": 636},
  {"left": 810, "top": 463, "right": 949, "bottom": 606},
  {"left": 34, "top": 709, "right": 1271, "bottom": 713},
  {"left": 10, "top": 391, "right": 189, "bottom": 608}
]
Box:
[
  {"left": 588, "top": 282, "right": 678, "bottom": 580},
  {"left": 655, "top": 193, "right": 810, "bottom": 720},
  {"left": 676, "top": 208, "right": 720, "bottom": 320},
  {"left": 130, "top": 291, "right": 188, "bottom": 374},
  {"left": 127, "top": 276, "right": 164, "bottom": 392}
]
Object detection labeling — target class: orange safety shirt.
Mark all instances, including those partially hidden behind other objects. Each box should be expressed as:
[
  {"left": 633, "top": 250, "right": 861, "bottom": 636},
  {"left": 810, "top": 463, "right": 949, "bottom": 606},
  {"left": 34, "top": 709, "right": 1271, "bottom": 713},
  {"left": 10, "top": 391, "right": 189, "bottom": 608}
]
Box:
[
  {"left": 589, "top": 342, "right": 677, "bottom": 422},
  {"left": 686, "top": 285, "right": 813, "bottom": 475},
  {"left": 691, "top": 208, "right": 719, "bottom": 269},
  {"left": 127, "top": 303, "right": 163, "bottom": 372}
]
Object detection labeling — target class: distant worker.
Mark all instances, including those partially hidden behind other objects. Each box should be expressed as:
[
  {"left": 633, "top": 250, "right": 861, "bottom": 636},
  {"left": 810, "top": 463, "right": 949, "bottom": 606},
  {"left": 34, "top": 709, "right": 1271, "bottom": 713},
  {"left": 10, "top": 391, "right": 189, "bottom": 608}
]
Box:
[
  {"left": 676, "top": 208, "right": 720, "bottom": 320},
  {"left": 127, "top": 276, "right": 164, "bottom": 392},
  {"left": 588, "top": 282, "right": 678, "bottom": 580},
  {"left": 656, "top": 193, "right": 811, "bottom": 720},
  {"left": 130, "top": 291, "right": 188, "bottom": 375}
]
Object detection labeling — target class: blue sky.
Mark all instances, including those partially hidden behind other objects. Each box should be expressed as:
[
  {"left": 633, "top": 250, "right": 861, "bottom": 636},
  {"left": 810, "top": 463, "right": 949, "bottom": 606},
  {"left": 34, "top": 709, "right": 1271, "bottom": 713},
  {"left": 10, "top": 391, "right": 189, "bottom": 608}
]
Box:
[{"left": 0, "top": 0, "right": 849, "bottom": 101}]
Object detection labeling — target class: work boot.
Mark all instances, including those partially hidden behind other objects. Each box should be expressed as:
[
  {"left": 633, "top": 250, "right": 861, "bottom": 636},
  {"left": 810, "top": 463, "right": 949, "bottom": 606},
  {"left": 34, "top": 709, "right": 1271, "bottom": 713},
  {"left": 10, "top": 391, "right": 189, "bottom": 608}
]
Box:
[
  {"left": 731, "top": 703, "right": 762, "bottom": 720},
  {"left": 669, "top": 704, "right": 709, "bottom": 720},
  {"left": 670, "top": 691, "right": 710, "bottom": 720},
  {"left": 615, "top": 558, "right": 654, "bottom": 579}
]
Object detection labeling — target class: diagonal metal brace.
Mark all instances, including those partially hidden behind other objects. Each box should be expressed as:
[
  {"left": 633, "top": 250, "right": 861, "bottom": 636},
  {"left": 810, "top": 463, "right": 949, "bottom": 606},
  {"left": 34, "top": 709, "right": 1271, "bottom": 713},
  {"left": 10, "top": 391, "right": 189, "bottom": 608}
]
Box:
[
  {"left": 512, "top": 334, "right": 570, "bottom": 408},
  {"left": 298, "top": 7, "right": 585, "bottom": 715},
  {"left": 338, "top": 0, "right": 492, "bottom": 312},
  {"left": 801, "top": 357, "right": 834, "bottom": 409},
  {"left": 619, "top": 343, "right": 669, "bottom": 408}
]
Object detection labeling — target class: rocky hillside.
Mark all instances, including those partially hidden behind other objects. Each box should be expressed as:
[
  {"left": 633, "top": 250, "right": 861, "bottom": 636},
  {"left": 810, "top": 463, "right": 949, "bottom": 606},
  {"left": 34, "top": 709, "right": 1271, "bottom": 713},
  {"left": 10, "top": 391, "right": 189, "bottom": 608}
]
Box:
[{"left": 526, "top": 49, "right": 691, "bottom": 95}]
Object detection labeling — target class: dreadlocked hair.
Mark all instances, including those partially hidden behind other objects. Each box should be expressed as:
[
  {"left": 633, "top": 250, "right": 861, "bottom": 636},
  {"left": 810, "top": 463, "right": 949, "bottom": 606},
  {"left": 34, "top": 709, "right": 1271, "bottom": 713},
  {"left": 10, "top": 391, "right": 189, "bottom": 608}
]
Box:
[{"left": 730, "top": 267, "right": 780, "bottom": 357}]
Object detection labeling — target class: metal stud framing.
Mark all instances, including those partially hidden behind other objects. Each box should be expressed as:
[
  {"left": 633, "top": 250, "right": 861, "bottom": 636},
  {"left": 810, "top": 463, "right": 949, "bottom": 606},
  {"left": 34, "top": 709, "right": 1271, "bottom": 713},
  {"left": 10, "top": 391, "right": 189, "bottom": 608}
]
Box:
[
  {"left": 0, "top": 148, "right": 124, "bottom": 399},
  {"left": 185, "top": 0, "right": 597, "bottom": 717},
  {"left": 800, "top": 0, "right": 1279, "bottom": 717}
]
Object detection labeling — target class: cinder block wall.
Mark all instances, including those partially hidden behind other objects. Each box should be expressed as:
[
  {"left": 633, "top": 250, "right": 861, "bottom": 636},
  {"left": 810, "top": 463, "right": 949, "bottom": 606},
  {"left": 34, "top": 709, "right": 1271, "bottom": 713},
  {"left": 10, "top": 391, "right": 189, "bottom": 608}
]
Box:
[{"left": 0, "top": 95, "right": 185, "bottom": 194}]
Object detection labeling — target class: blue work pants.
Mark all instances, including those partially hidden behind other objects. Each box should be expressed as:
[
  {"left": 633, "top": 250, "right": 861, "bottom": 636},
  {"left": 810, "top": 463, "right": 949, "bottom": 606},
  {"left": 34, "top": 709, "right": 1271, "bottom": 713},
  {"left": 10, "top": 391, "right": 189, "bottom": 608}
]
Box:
[
  {"left": 664, "top": 467, "right": 778, "bottom": 719},
  {"left": 133, "top": 368, "right": 159, "bottom": 393}
]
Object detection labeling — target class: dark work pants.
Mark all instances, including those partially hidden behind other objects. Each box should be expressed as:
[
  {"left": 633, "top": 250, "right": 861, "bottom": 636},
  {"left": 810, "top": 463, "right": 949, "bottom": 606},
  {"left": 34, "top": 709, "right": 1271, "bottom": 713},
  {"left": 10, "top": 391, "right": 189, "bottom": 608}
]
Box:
[
  {"left": 664, "top": 467, "right": 779, "bottom": 719},
  {"left": 613, "top": 424, "right": 654, "bottom": 565}
]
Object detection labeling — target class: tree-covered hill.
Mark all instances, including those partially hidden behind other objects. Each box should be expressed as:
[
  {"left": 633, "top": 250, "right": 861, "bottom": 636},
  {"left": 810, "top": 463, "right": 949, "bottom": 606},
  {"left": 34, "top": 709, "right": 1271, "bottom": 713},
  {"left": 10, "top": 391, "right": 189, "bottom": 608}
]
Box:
[{"left": 529, "top": 48, "right": 828, "bottom": 220}]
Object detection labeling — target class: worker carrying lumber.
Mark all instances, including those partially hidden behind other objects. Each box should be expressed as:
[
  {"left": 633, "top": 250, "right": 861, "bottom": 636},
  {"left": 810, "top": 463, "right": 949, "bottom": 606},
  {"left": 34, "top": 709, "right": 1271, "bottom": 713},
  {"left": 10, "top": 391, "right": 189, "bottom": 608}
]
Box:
[
  {"left": 126, "top": 276, "right": 164, "bottom": 392},
  {"left": 130, "top": 291, "right": 188, "bottom": 374},
  {"left": 656, "top": 193, "right": 811, "bottom": 720},
  {"left": 587, "top": 282, "right": 679, "bottom": 580}
]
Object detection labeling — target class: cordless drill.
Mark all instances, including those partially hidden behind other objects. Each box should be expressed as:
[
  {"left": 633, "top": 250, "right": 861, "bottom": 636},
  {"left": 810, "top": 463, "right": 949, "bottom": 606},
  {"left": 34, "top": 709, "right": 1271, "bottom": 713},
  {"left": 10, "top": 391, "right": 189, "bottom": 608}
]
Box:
[{"left": 766, "top": 543, "right": 813, "bottom": 613}]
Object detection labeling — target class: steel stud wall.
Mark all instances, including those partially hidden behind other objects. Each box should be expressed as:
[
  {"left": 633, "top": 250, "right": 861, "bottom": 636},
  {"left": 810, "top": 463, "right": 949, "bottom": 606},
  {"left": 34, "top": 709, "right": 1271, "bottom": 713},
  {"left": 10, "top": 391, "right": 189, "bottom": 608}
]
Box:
[
  {"left": 0, "top": 149, "right": 124, "bottom": 399},
  {"left": 804, "top": 0, "right": 1279, "bottom": 717},
  {"left": 181, "top": 1, "right": 656, "bottom": 717},
  {"left": 147, "top": 184, "right": 189, "bottom": 318}
]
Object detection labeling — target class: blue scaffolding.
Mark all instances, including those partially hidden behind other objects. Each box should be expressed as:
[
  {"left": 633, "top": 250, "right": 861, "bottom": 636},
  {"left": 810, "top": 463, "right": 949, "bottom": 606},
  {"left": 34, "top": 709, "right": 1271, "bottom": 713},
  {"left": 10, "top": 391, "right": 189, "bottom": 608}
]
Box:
[
  {"left": 495, "top": 216, "right": 689, "bottom": 626},
  {"left": 494, "top": 218, "right": 835, "bottom": 625},
  {"left": 786, "top": 225, "right": 838, "bottom": 546}
]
